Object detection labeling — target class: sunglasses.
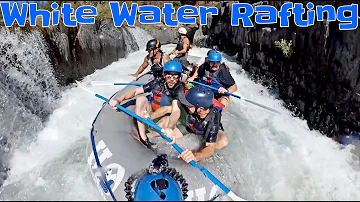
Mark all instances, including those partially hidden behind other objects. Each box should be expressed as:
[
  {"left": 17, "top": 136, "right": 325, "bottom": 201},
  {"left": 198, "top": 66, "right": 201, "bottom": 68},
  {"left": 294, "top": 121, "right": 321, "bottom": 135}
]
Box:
[{"left": 164, "top": 74, "right": 180, "bottom": 80}]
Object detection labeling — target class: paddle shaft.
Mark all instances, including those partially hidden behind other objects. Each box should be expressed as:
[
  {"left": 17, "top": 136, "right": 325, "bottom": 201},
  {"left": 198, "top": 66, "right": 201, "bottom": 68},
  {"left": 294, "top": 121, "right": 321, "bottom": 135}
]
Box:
[
  {"left": 93, "top": 93, "right": 241, "bottom": 200},
  {"left": 192, "top": 81, "right": 241, "bottom": 98},
  {"left": 192, "top": 81, "right": 280, "bottom": 114},
  {"left": 114, "top": 83, "right": 146, "bottom": 86}
]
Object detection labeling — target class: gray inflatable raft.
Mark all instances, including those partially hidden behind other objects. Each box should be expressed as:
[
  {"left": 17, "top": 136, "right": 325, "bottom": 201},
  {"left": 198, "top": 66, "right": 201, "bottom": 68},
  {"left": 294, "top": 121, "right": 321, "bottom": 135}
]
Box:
[{"left": 86, "top": 56, "right": 223, "bottom": 201}]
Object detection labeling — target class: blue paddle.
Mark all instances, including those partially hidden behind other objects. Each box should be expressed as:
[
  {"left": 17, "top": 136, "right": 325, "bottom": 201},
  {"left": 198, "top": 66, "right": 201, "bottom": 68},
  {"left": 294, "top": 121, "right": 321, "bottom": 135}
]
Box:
[
  {"left": 75, "top": 80, "right": 246, "bottom": 201},
  {"left": 192, "top": 81, "right": 281, "bottom": 114},
  {"left": 91, "top": 81, "right": 146, "bottom": 86}
]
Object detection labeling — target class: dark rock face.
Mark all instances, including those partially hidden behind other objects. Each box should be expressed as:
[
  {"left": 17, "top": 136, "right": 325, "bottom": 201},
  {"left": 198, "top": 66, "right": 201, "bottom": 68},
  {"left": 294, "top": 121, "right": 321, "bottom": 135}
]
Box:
[
  {"left": 42, "top": 19, "right": 139, "bottom": 86},
  {"left": 196, "top": 1, "right": 360, "bottom": 138},
  {"left": 141, "top": 24, "right": 179, "bottom": 45},
  {"left": 142, "top": 24, "right": 199, "bottom": 46}
]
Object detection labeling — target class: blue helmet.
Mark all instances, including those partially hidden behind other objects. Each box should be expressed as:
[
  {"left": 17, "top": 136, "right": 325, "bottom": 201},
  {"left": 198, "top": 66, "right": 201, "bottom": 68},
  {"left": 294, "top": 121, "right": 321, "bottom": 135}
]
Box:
[
  {"left": 163, "top": 61, "right": 182, "bottom": 73},
  {"left": 207, "top": 49, "right": 217, "bottom": 56},
  {"left": 179, "top": 86, "right": 214, "bottom": 109},
  {"left": 208, "top": 51, "right": 222, "bottom": 62},
  {"left": 133, "top": 171, "right": 184, "bottom": 201}
]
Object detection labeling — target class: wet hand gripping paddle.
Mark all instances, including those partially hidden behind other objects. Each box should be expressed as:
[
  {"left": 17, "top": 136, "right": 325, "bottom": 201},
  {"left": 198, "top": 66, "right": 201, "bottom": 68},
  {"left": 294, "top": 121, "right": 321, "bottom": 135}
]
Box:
[
  {"left": 192, "top": 81, "right": 281, "bottom": 115},
  {"left": 75, "top": 80, "right": 246, "bottom": 201}
]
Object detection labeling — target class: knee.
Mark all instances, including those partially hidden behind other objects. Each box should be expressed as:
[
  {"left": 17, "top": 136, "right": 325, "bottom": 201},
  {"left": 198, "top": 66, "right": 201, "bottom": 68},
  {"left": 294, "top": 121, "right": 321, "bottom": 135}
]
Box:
[
  {"left": 216, "top": 133, "right": 228, "bottom": 149},
  {"left": 136, "top": 96, "right": 148, "bottom": 104},
  {"left": 221, "top": 135, "right": 229, "bottom": 147}
]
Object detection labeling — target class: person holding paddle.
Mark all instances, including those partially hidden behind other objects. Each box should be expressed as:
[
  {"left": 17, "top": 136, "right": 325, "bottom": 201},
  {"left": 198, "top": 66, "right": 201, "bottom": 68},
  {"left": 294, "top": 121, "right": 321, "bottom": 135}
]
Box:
[
  {"left": 187, "top": 50, "right": 237, "bottom": 109},
  {"left": 129, "top": 39, "right": 171, "bottom": 81},
  {"left": 170, "top": 27, "right": 194, "bottom": 75},
  {"left": 109, "top": 61, "right": 188, "bottom": 148},
  {"left": 148, "top": 86, "right": 228, "bottom": 163}
]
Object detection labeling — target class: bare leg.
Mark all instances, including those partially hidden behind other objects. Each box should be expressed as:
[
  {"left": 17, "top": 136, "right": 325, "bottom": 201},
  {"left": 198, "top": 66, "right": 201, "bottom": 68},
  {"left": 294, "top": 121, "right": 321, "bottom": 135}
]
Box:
[
  {"left": 218, "top": 95, "right": 231, "bottom": 109},
  {"left": 215, "top": 131, "right": 228, "bottom": 150},
  {"left": 149, "top": 116, "right": 183, "bottom": 139},
  {"left": 134, "top": 96, "right": 151, "bottom": 141}
]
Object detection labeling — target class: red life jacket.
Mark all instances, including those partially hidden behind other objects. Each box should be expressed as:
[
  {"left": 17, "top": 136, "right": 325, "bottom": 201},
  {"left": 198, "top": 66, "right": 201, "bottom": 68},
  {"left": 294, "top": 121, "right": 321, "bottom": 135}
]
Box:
[
  {"left": 213, "top": 98, "right": 225, "bottom": 111},
  {"left": 151, "top": 82, "right": 188, "bottom": 111},
  {"left": 151, "top": 90, "right": 167, "bottom": 110}
]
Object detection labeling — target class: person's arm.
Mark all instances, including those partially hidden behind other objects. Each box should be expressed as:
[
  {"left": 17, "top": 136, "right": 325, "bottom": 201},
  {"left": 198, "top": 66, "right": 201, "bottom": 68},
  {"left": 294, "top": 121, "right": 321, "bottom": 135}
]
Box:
[
  {"left": 109, "top": 86, "right": 145, "bottom": 108},
  {"left": 130, "top": 56, "right": 149, "bottom": 77},
  {"left": 193, "top": 143, "right": 216, "bottom": 162},
  {"left": 187, "top": 66, "right": 199, "bottom": 82},
  {"left": 115, "top": 86, "right": 145, "bottom": 103},
  {"left": 193, "top": 113, "right": 220, "bottom": 162},
  {"left": 150, "top": 105, "right": 172, "bottom": 120},
  {"left": 163, "top": 54, "right": 171, "bottom": 64},
  {"left": 170, "top": 47, "right": 177, "bottom": 55},
  {"left": 227, "top": 83, "right": 238, "bottom": 94},
  {"left": 219, "top": 69, "right": 238, "bottom": 93}
]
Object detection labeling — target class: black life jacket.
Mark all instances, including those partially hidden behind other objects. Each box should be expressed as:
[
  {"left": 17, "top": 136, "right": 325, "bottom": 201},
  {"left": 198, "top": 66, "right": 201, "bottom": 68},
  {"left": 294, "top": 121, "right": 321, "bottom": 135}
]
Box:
[
  {"left": 186, "top": 106, "right": 218, "bottom": 136},
  {"left": 148, "top": 52, "right": 164, "bottom": 78},
  {"left": 200, "top": 63, "right": 231, "bottom": 94}
]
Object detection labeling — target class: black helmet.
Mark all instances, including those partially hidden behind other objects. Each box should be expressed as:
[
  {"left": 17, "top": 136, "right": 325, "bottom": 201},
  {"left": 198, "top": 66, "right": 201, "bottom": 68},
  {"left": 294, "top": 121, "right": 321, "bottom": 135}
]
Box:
[
  {"left": 179, "top": 86, "right": 214, "bottom": 109},
  {"left": 146, "top": 39, "right": 161, "bottom": 51}
]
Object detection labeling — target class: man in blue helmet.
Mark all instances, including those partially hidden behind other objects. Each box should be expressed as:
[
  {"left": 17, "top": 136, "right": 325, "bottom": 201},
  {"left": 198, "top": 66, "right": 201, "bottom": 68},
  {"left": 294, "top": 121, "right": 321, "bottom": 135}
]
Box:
[
  {"left": 186, "top": 49, "right": 216, "bottom": 83},
  {"left": 109, "top": 61, "right": 188, "bottom": 148},
  {"left": 149, "top": 86, "right": 229, "bottom": 163},
  {"left": 188, "top": 50, "right": 237, "bottom": 109},
  {"left": 126, "top": 154, "right": 187, "bottom": 201}
]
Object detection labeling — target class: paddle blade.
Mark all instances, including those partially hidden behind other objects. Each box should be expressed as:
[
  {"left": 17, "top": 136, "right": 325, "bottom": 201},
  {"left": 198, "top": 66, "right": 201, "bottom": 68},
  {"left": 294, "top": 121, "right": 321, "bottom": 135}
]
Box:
[
  {"left": 91, "top": 81, "right": 116, "bottom": 86},
  {"left": 228, "top": 191, "right": 247, "bottom": 201}
]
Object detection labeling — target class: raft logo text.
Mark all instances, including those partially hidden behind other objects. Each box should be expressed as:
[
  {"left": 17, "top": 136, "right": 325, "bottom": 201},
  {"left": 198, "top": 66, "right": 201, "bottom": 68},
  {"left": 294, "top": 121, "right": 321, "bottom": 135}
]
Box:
[{"left": 0, "top": 2, "right": 358, "bottom": 30}]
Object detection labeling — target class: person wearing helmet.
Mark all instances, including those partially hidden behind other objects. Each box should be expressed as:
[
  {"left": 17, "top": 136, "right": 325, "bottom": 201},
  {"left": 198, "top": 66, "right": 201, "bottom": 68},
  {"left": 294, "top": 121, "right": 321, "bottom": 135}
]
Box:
[
  {"left": 149, "top": 86, "right": 229, "bottom": 163},
  {"left": 192, "top": 50, "right": 237, "bottom": 109},
  {"left": 129, "top": 39, "right": 171, "bottom": 80},
  {"left": 109, "top": 61, "right": 188, "bottom": 148},
  {"left": 186, "top": 49, "right": 217, "bottom": 83},
  {"left": 125, "top": 154, "right": 187, "bottom": 201},
  {"left": 170, "top": 27, "right": 192, "bottom": 72}
]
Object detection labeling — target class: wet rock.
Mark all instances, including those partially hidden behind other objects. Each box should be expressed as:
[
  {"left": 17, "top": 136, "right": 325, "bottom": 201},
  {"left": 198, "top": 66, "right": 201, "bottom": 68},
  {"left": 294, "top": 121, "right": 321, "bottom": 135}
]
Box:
[
  {"left": 140, "top": 24, "right": 178, "bottom": 45},
  {"left": 42, "top": 19, "right": 137, "bottom": 86},
  {"left": 199, "top": 0, "right": 360, "bottom": 138}
]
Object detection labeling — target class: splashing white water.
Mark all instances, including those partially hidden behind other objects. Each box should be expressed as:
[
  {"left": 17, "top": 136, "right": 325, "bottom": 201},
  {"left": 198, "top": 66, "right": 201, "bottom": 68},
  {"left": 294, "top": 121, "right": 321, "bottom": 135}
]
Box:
[
  {"left": 1, "top": 43, "right": 360, "bottom": 201},
  {"left": 125, "top": 27, "right": 153, "bottom": 49},
  {"left": 0, "top": 27, "right": 62, "bottom": 181}
]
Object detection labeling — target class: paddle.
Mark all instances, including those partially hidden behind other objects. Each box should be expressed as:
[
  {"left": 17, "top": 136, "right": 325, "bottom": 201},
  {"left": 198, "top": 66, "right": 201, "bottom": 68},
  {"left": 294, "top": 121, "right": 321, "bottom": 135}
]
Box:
[
  {"left": 91, "top": 81, "right": 146, "bottom": 86},
  {"left": 192, "top": 81, "right": 281, "bottom": 115},
  {"left": 75, "top": 80, "right": 246, "bottom": 201}
]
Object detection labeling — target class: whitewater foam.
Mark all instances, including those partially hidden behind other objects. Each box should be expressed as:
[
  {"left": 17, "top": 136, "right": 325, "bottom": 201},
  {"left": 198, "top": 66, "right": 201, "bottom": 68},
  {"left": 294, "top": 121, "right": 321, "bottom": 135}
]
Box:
[{"left": 1, "top": 44, "right": 360, "bottom": 201}]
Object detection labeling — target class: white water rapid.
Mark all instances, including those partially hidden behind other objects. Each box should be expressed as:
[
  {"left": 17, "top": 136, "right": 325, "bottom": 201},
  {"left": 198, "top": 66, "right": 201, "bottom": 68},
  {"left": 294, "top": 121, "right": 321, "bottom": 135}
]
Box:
[{"left": 1, "top": 27, "right": 360, "bottom": 201}]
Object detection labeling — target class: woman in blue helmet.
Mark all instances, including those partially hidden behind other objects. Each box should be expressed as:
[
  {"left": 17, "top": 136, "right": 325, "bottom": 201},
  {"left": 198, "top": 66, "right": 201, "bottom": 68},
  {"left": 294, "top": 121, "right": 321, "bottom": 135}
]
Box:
[
  {"left": 148, "top": 86, "right": 229, "bottom": 163},
  {"left": 188, "top": 50, "right": 237, "bottom": 109},
  {"left": 124, "top": 154, "right": 188, "bottom": 201},
  {"left": 109, "top": 61, "right": 188, "bottom": 148}
]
